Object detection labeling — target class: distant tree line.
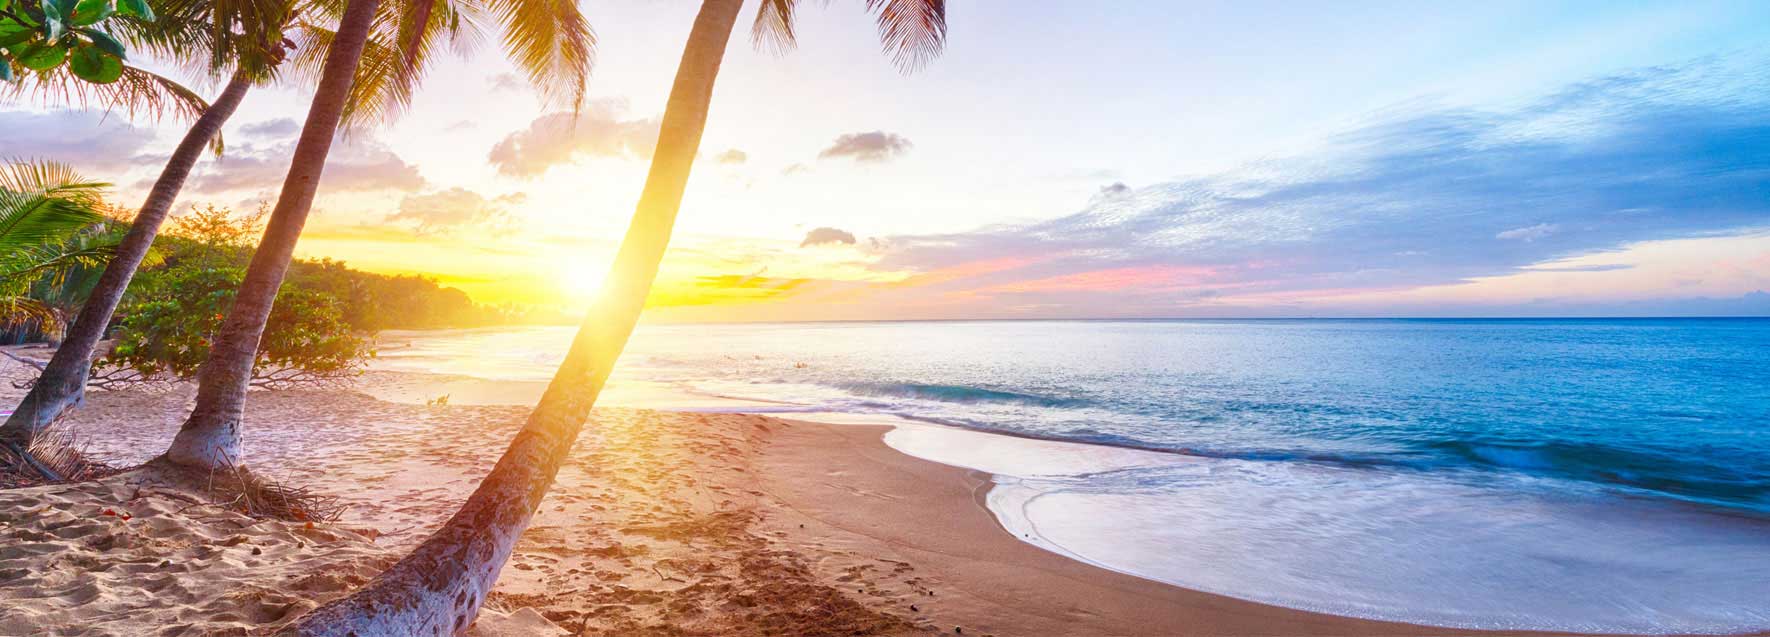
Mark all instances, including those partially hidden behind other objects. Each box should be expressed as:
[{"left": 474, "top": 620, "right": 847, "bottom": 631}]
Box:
[{"left": 2, "top": 201, "right": 557, "bottom": 372}]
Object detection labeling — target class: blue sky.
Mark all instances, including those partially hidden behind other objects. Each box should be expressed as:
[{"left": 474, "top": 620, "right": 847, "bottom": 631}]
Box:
[{"left": 7, "top": 1, "right": 1770, "bottom": 318}]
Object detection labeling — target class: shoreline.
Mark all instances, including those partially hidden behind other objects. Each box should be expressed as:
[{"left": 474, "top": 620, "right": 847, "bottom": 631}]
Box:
[
  {"left": 0, "top": 356, "right": 1755, "bottom": 635},
  {"left": 757, "top": 418, "right": 1501, "bottom": 637}
]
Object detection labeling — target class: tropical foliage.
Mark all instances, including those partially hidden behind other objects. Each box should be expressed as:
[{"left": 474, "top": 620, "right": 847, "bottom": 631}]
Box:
[
  {"left": 92, "top": 203, "right": 543, "bottom": 387},
  {"left": 0, "top": 160, "right": 116, "bottom": 336},
  {"left": 106, "top": 264, "right": 370, "bottom": 388},
  {"left": 0, "top": 0, "right": 153, "bottom": 84}
]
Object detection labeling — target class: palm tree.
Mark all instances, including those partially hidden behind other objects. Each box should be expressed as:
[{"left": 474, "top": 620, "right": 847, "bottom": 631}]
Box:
[
  {"left": 285, "top": 1, "right": 946, "bottom": 632},
  {"left": 161, "top": 0, "right": 594, "bottom": 471}
]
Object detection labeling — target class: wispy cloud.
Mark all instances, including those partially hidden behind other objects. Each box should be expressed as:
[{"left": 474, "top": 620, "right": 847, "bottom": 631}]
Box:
[
  {"left": 713, "top": 149, "right": 748, "bottom": 165},
  {"left": 488, "top": 99, "right": 659, "bottom": 178},
  {"left": 186, "top": 137, "right": 425, "bottom": 194},
  {"left": 1495, "top": 223, "right": 1559, "bottom": 241},
  {"left": 386, "top": 188, "right": 524, "bottom": 235},
  {"left": 0, "top": 110, "right": 155, "bottom": 171},
  {"left": 818, "top": 131, "right": 913, "bottom": 163},
  {"left": 800, "top": 227, "right": 857, "bottom": 247},
  {"left": 239, "top": 118, "right": 299, "bottom": 139}
]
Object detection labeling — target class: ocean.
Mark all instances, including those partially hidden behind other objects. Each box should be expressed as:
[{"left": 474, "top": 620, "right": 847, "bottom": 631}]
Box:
[{"left": 373, "top": 318, "right": 1770, "bottom": 633}]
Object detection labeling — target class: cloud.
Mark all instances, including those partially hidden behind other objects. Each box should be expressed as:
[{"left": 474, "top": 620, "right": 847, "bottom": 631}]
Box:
[
  {"left": 187, "top": 137, "right": 425, "bottom": 194},
  {"left": 714, "top": 149, "right": 748, "bottom": 165},
  {"left": 817, "top": 131, "right": 913, "bottom": 162},
  {"left": 800, "top": 227, "right": 857, "bottom": 247},
  {"left": 487, "top": 100, "right": 660, "bottom": 178},
  {"left": 781, "top": 163, "right": 809, "bottom": 176},
  {"left": 0, "top": 110, "right": 156, "bottom": 171},
  {"left": 240, "top": 118, "right": 299, "bottom": 139},
  {"left": 386, "top": 188, "right": 522, "bottom": 234},
  {"left": 1527, "top": 263, "right": 1634, "bottom": 273},
  {"left": 488, "top": 73, "right": 522, "bottom": 91},
  {"left": 1496, "top": 223, "right": 1558, "bottom": 241},
  {"left": 1096, "top": 182, "right": 1132, "bottom": 198},
  {"left": 865, "top": 56, "right": 1770, "bottom": 315}
]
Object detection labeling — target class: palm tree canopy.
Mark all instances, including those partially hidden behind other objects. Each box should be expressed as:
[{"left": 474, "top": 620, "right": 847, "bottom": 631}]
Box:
[
  {"left": 753, "top": 0, "right": 946, "bottom": 72},
  {"left": 286, "top": 0, "right": 593, "bottom": 128},
  {"left": 8, "top": 0, "right": 593, "bottom": 137}
]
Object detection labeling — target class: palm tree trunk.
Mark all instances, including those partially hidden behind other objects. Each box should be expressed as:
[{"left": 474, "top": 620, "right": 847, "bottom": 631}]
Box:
[
  {"left": 284, "top": 0, "right": 745, "bottom": 632},
  {"left": 0, "top": 72, "right": 253, "bottom": 448},
  {"left": 162, "top": 0, "right": 382, "bottom": 471}
]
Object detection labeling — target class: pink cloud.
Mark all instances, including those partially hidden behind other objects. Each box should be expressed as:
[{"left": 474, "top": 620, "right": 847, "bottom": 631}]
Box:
[{"left": 981, "top": 265, "right": 1219, "bottom": 294}]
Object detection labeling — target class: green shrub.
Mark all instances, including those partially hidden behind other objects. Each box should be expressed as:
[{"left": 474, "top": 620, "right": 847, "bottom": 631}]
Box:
[{"left": 105, "top": 265, "right": 372, "bottom": 388}]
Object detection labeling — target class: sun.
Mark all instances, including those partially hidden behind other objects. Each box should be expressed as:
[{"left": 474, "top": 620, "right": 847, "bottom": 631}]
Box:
[{"left": 561, "top": 258, "right": 610, "bottom": 301}]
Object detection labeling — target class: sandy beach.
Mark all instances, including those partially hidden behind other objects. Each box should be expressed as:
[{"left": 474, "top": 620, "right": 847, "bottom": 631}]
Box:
[{"left": 0, "top": 350, "right": 1580, "bottom": 636}]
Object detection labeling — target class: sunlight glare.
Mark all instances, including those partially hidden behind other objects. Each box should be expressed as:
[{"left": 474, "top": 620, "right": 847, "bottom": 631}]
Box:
[{"left": 562, "top": 257, "right": 611, "bottom": 301}]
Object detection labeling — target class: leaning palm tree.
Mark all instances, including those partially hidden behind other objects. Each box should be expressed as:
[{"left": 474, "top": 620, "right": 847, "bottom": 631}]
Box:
[
  {"left": 0, "top": 0, "right": 291, "bottom": 448},
  {"left": 160, "top": 0, "right": 594, "bottom": 471},
  {"left": 286, "top": 1, "right": 946, "bottom": 632}
]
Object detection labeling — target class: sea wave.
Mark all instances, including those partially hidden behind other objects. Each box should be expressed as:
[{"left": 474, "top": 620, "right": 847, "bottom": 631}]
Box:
[
  {"left": 833, "top": 381, "right": 1090, "bottom": 408},
  {"left": 856, "top": 412, "right": 1770, "bottom": 513},
  {"left": 1427, "top": 439, "right": 1770, "bottom": 510}
]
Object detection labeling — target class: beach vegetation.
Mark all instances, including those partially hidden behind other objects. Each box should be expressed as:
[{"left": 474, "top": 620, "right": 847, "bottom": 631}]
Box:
[
  {"left": 106, "top": 262, "right": 372, "bottom": 388},
  {"left": 0, "top": 160, "right": 117, "bottom": 341}
]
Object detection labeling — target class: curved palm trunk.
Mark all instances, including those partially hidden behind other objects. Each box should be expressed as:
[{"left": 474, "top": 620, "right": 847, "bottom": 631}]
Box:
[
  {"left": 0, "top": 73, "right": 254, "bottom": 448},
  {"left": 285, "top": 0, "right": 744, "bottom": 633},
  {"left": 162, "top": 0, "right": 382, "bottom": 471}
]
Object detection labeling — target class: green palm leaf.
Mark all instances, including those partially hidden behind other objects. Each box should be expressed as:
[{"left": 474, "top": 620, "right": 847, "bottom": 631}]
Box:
[
  {"left": 0, "top": 160, "right": 109, "bottom": 254},
  {"left": 0, "top": 159, "right": 111, "bottom": 327}
]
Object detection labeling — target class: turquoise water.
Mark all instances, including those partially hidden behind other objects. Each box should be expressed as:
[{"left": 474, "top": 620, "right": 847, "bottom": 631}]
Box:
[{"left": 377, "top": 319, "right": 1770, "bottom": 632}]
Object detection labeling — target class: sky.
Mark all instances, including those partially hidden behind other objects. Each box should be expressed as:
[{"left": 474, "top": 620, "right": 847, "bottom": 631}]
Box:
[{"left": 7, "top": 0, "right": 1770, "bottom": 320}]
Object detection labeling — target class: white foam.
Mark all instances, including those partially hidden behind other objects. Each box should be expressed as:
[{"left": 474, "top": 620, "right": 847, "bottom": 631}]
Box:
[{"left": 887, "top": 423, "right": 1770, "bottom": 634}]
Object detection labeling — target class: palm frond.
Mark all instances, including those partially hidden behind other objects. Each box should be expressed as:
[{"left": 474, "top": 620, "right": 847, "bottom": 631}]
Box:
[
  {"left": 748, "top": 0, "right": 946, "bottom": 72},
  {"left": 476, "top": 0, "right": 593, "bottom": 112},
  {"left": 287, "top": 0, "right": 584, "bottom": 128},
  {"left": 0, "top": 161, "right": 110, "bottom": 255},
  {"left": 0, "top": 296, "right": 57, "bottom": 329},
  {"left": 144, "top": 0, "right": 297, "bottom": 81},
  {"left": 1, "top": 64, "right": 216, "bottom": 138},
  {"left": 0, "top": 160, "right": 107, "bottom": 198},
  {"left": 864, "top": 0, "right": 946, "bottom": 72},
  {"left": 751, "top": 0, "right": 800, "bottom": 56},
  {"left": 0, "top": 242, "right": 117, "bottom": 290},
  {"left": 285, "top": 19, "right": 416, "bottom": 128}
]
